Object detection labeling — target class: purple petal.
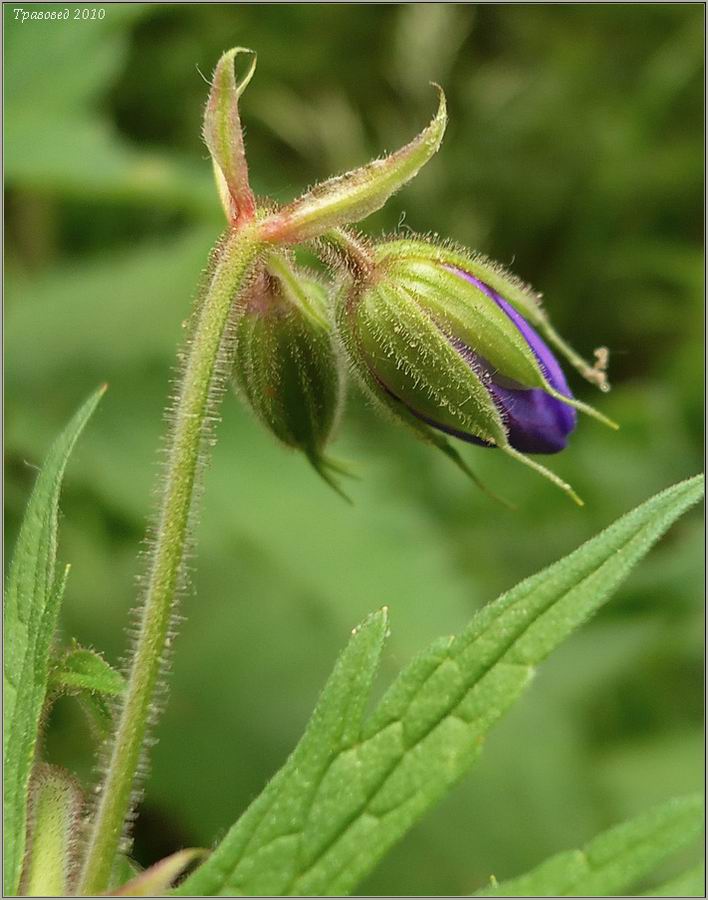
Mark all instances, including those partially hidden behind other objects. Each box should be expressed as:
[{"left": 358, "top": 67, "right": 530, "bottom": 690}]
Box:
[
  {"left": 447, "top": 267, "right": 577, "bottom": 454},
  {"left": 486, "top": 379, "right": 576, "bottom": 453}
]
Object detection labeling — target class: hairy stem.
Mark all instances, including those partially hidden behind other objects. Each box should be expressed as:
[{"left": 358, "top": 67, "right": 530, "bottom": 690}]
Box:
[{"left": 77, "top": 227, "right": 262, "bottom": 895}]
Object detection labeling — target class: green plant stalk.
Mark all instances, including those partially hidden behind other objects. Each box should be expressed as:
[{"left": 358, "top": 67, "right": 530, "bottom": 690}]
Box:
[
  {"left": 77, "top": 227, "right": 262, "bottom": 895},
  {"left": 22, "top": 768, "right": 82, "bottom": 897}
]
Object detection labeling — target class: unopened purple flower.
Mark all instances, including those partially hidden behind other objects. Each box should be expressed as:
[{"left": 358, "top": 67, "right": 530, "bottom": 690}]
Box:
[
  {"left": 338, "top": 237, "right": 616, "bottom": 502},
  {"left": 443, "top": 268, "right": 577, "bottom": 455}
]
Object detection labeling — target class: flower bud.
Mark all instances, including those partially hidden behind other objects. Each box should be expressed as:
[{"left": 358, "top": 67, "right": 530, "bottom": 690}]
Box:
[
  {"left": 232, "top": 253, "right": 348, "bottom": 497},
  {"left": 338, "top": 239, "right": 617, "bottom": 504}
]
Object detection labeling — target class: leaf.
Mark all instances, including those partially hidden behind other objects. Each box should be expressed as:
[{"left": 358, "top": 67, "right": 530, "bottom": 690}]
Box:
[
  {"left": 176, "top": 608, "right": 389, "bottom": 895},
  {"left": 474, "top": 794, "right": 704, "bottom": 896},
  {"left": 6, "top": 112, "right": 214, "bottom": 213},
  {"left": 3, "top": 6, "right": 214, "bottom": 213},
  {"left": 4, "top": 227, "right": 216, "bottom": 388},
  {"left": 176, "top": 475, "right": 704, "bottom": 897},
  {"left": 3, "top": 5, "right": 145, "bottom": 115},
  {"left": 50, "top": 644, "right": 126, "bottom": 740},
  {"left": 3, "top": 386, "right": 105, "bottom": 896},
  {"left": 51, "top": 643, "right": 125, "bottom": 696},
  {"left": 641, "top": 862, "right": 705, "bottom": 897}
]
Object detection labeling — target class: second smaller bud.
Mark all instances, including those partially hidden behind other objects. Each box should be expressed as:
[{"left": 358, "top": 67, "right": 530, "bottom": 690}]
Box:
[{"left": 232, "top": 252, "right": 348, "bottom": 497}]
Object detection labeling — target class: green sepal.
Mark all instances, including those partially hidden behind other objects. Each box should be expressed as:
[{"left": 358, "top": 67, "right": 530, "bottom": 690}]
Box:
[
  {"left": 385, "top": 256, "right": 546, "bottom": 386},
  {"left": 382, "top": 253, "right": 615, "bottom": 433},
  {"left": 350, "top": 278, "right": 509, "bottom": 445},
  {"left": 377, "top": 237, "right": 613, "bottom": 394},
  {"left": 380, "top": 242, "right": 617, "bottom": 436},
  {"left": 305, "top": 451, "right": 357, "bottom": 505},
  {"left": 335, "top": 280, "right": 511, "bottom": 505},
  {"left": 232, "top": 252, "right": 348, "bottom": 498},
  {"left": 435, "top": 439, "right": 516, "bottom": 509}
]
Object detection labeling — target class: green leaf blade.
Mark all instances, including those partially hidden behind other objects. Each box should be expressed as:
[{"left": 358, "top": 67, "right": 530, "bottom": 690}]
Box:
[
  {"left": 50, "top": 644, "right": 126, "bottom": 740},
  {"left": 51, "top": 644, "right": 125, "bottom": 696},
  {"left": 474, "top": 794, "right": 704, "bottom": 897},
  {"left": 3, "top": 386, "right": 105, "bottom": 896},
  {"left": 642, "top": 862, "right": 705, "bottom": 897},
  {"left": 176, "top": 475, "right": 703, "bottom": 897},
  {"left": 176, "top": 608, "right": 389, "bottom": 897}
]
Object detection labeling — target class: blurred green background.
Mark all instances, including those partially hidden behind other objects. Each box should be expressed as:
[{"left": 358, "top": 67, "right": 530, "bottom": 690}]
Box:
[{"left": 4, "top": 4, "right": 704, "bottom": 894}]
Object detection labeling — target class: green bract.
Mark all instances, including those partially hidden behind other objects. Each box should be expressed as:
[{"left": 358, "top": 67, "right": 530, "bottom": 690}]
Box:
[
  {"left": 259, "top": 88, "right": 446, "bottom": 245},
  {"left": 232, "top": 253, "right": 347, "bottom": 497}
]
